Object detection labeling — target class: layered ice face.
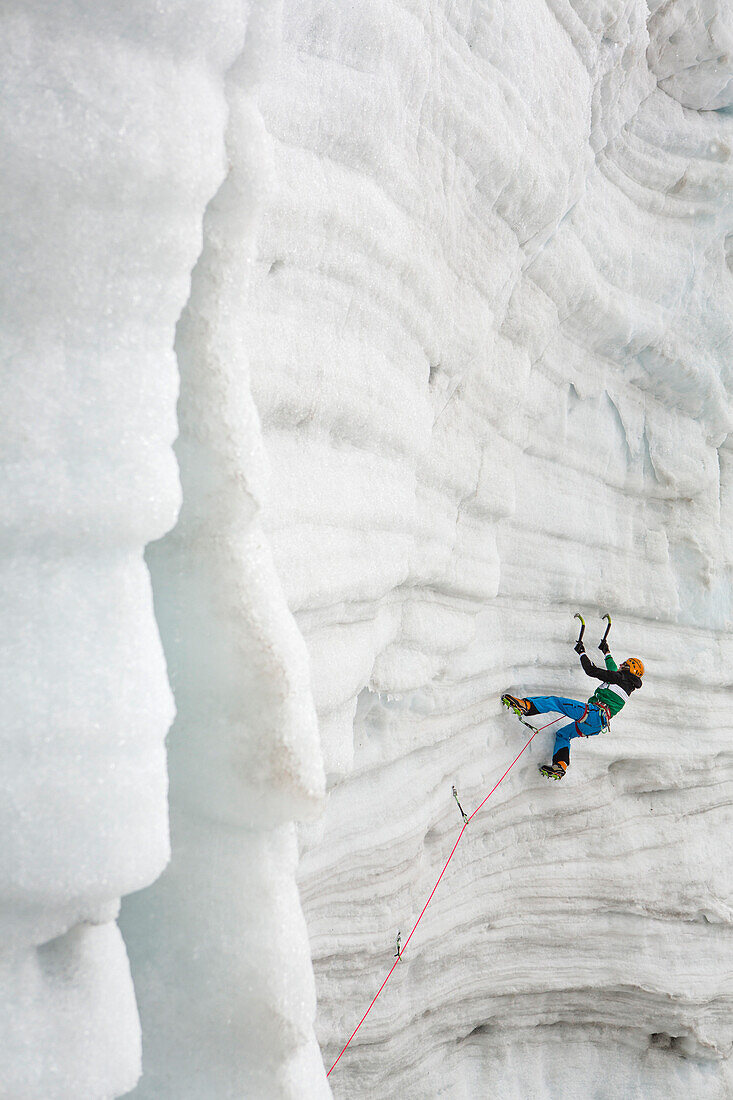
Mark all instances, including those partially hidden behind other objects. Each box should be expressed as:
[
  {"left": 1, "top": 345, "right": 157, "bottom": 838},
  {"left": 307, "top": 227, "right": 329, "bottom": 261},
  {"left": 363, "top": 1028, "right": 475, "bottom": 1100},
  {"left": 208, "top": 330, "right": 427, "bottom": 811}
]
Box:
[
  {"left": 4, "top": 1, "right": 733, "bottom": 1099},
  {"left": 244, "top": 1, "right": 733, "bottom": 1097}
]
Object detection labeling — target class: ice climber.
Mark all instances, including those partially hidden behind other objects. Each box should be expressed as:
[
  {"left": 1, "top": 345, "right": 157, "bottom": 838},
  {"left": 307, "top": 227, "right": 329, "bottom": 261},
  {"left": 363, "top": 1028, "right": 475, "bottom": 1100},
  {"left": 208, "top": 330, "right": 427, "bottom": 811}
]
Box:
[{"left": 501, "top": 623, "right": 643, "bottom": 780}]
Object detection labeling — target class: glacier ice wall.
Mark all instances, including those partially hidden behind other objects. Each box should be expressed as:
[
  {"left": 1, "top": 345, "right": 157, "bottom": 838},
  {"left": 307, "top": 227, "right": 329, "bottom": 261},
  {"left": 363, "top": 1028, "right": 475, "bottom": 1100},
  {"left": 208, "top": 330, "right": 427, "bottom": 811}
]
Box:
[
  {"left": 241, "top": 0, "right": 733, "bottom": 1097},
  {"left": 4, "top": 0, "right": 733, "bottom": 1098}
]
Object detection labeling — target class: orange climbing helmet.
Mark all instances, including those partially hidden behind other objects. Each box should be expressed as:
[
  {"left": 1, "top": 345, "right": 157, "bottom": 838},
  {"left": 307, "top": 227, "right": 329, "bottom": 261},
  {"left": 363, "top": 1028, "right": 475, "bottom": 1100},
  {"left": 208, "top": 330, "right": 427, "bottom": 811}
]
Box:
[{"left": 622, "top": 657, "right": 644, "bottom": 678}]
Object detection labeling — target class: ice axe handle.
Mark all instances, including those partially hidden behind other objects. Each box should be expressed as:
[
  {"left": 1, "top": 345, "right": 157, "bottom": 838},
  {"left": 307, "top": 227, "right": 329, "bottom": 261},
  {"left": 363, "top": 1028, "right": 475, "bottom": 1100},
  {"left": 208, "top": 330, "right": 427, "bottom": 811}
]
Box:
[{"left": 599, "top": 613, "right": 612, "bottom": 652}]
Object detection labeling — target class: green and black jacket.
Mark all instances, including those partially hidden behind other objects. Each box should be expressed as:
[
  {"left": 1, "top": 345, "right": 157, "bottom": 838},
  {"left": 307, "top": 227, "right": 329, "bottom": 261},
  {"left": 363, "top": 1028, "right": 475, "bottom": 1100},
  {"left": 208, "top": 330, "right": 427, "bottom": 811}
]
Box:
[{"left": 580, "top": 653, "right": 642, "bottom": 716}]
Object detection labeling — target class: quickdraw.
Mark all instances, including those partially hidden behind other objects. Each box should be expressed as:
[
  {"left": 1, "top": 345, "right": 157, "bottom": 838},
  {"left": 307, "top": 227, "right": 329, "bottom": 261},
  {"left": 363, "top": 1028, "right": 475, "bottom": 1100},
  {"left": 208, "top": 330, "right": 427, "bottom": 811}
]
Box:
[{"left": 452, "top": 785, "right": 468, "bottom": 825}]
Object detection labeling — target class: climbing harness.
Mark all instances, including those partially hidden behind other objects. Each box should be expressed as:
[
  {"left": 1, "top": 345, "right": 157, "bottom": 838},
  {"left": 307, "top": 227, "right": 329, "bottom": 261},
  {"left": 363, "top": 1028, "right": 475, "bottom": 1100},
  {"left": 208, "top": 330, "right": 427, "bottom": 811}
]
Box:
[
  {"left": 574, "top": 702, "right": 590, "bottom": 736},
  {"left": 576, "top": 700, "right": 612, "bottom": 736}
]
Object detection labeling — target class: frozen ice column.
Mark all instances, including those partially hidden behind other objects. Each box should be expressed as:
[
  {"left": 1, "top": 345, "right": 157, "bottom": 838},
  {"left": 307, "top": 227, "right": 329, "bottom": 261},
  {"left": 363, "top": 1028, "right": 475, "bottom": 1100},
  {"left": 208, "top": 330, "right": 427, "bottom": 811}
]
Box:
[
  {"left": 0, "top": 3, "right": 246, "bottom": 1097},
  {"left": 120, "top": 14, "right": 329, "bottom": 1097}
]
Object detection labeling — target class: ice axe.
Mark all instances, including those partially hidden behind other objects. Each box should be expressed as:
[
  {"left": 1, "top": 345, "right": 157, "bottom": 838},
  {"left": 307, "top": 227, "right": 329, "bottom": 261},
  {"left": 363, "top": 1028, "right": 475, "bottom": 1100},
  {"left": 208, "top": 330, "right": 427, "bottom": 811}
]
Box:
[
  {"left": 574, "top": 612, "right": 585, "bottom": 646},
  {"left": 599, "top": 613, "right": 612, "bottom": 653}
]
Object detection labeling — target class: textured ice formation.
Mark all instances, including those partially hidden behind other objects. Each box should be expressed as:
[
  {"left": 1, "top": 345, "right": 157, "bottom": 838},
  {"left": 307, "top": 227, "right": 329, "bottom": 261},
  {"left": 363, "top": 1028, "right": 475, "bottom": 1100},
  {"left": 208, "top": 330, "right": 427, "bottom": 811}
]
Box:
[
  {"left": 0, "top": 1, "right": 248, "bottom": 1096},
  {"left": 119, "top": 6, "right": 327, "bottom": 1096},
  {"left": 5, "top": 1, "right": 733, "bottom": 1099},
  {"left": 248, "top": 1, "right": 733, "bottom": 1098}
]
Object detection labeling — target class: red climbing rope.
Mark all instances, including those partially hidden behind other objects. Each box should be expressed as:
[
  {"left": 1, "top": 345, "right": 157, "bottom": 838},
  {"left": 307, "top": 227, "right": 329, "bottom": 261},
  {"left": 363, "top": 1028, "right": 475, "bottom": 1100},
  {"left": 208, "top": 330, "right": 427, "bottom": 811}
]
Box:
[{"left": 326, "top": 714, "right": 563, "bottom": 1078}]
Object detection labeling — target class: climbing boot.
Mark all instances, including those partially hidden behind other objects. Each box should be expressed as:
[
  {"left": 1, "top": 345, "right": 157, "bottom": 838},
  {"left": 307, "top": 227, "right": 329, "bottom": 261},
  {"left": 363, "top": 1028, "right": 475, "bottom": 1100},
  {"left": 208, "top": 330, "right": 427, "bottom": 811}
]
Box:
[
  {"left": 501, "top": 694, "right": 538, "bottom": 717},
  {"left": 539, "top": 762, "right": 567, "bottom": 781}
]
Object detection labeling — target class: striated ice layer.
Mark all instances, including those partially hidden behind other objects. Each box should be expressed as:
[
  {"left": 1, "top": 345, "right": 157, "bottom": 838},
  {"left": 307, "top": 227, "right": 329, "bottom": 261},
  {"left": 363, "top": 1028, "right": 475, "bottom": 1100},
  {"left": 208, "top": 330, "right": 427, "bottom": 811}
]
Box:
[
  {"left": 233, "top": 0, "right": 733, "bottom": 1097},
  {"left": 0, "top": 2, "right": 247, "bottom": 1095},
  {"left": 6, "top": 0, "right": 733, "bottom": 1096}
]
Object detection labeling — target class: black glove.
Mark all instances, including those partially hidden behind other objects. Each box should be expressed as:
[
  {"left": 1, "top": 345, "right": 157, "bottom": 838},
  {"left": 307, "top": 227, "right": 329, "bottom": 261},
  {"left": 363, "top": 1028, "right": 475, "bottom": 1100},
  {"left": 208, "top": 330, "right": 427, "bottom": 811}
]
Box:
[
  {"left": 574, "top": 640, "right": 585, "bottom": 655},
  {"left": 598, "top": 638, "right": 609, "bottom": 655}
]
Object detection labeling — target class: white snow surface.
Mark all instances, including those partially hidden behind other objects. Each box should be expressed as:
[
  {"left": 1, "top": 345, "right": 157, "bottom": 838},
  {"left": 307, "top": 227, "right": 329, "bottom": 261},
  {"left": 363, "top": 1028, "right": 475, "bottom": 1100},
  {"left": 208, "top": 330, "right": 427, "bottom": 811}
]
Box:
[{"left": 3, "top": 1, "right": 733, "bottom": 1098}]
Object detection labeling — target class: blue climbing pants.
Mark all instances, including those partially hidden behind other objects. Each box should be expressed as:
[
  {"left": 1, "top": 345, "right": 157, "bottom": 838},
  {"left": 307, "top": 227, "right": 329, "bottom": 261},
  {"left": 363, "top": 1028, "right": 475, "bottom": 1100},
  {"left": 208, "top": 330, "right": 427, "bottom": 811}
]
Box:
[{"left": 526, "top": 695, "right": 606, "bottom": 762}]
